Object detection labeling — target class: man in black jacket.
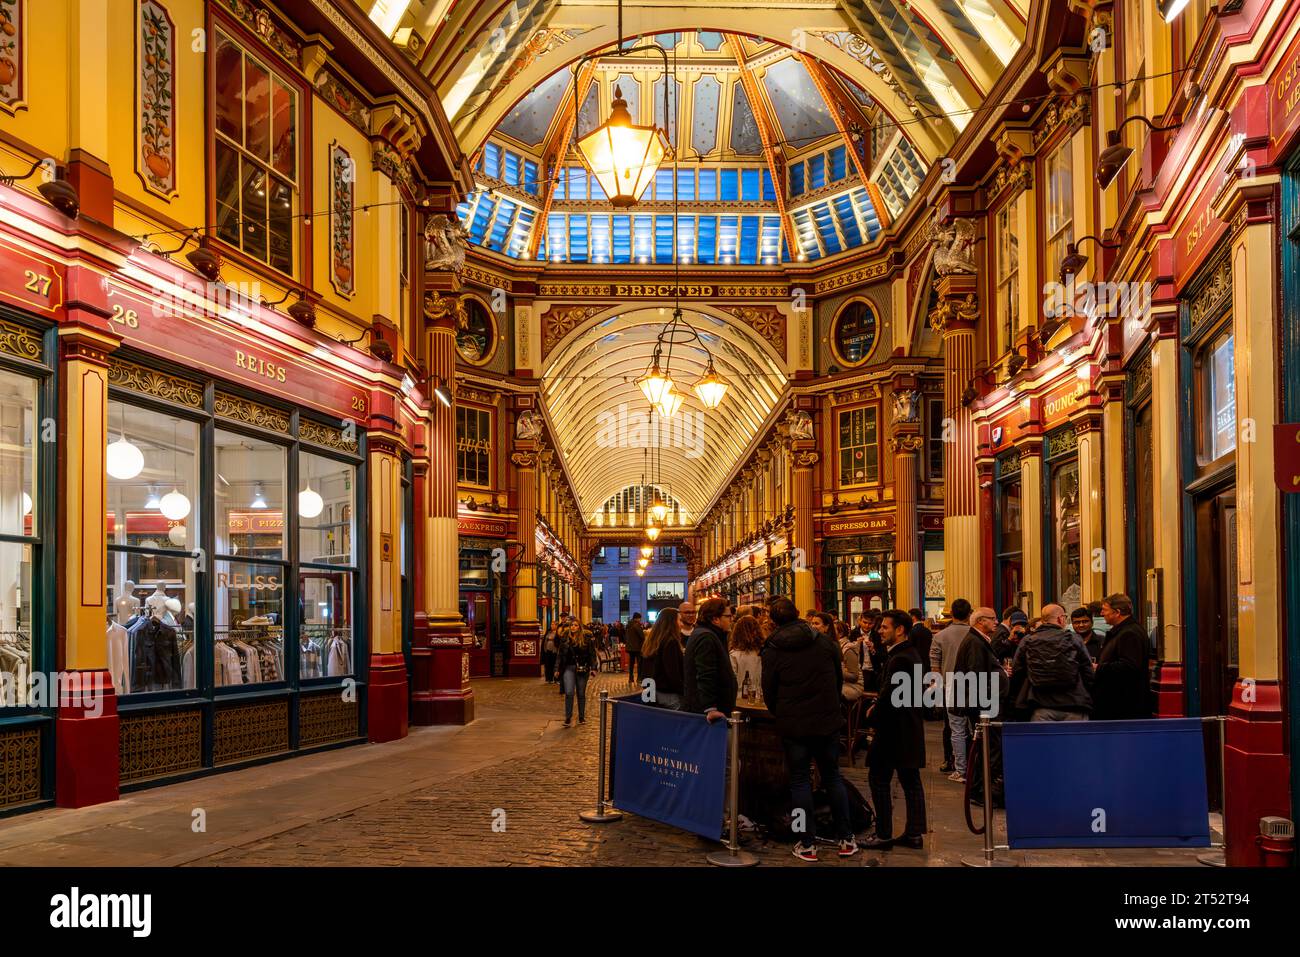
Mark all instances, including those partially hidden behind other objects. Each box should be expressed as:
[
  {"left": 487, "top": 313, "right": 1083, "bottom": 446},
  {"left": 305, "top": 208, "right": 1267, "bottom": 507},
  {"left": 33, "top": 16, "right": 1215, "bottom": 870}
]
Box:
[
  {"left": 760, "top": 598, "right": 857, "bottom": 861},
  {"left": 1009, "top": 603, "right": 1094, "bottom": 721},
  {"left": 1094, "top": 594, "right": 1152, "bottom": 719},
  {"left": 624, "top": 612, "right": 645, "bottom": 685},
  {"left": 954, "top": 607, "right": 1008, "bottom": 806},
  {"left": 683, "top": 598, "right": 737, "bottom": 721},
  {"left": 865, "top": 609, "right": 927, "bottom": 849}
]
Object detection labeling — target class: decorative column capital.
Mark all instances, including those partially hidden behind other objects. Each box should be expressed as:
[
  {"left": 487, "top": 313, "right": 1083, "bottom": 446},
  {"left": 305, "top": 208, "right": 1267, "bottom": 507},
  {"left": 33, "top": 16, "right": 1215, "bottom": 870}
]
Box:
[
  {"left": 511, "top": 451, "right": 538, "bottom": 469},
  {"left": 423, "top": 291, "right": 466, "bottom": 330},
  {"left": 790, "top": 449, "right": 820, "bottom": 469},
  {"left": 889, "top": 433, "right": 925, "bottom": 455},
  {"left": 928, "top": 292, "right": 979, "bottom": 337}
]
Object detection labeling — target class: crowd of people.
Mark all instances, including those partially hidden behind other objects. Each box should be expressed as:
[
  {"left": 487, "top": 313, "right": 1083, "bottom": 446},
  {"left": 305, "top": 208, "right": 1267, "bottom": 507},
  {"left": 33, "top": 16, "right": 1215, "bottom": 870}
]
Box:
[{"left": 540, "top": 590, "right": 1153, "bottom": 861}]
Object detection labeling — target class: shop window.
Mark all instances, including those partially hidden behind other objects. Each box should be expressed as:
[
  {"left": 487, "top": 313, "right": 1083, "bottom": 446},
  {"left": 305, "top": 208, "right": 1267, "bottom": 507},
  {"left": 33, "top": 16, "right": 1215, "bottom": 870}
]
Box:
[
  {"left": 214, "top": 560, "right": 285, "bottom": 685},
  {"left": 618, "top": 546, "right": 629, "bottom": 564},
  {"left": 926, "top": 397, "right": 945, "bottom": 480},
  {"left": 592, "top": 582, "right": 604, "bottom": 605},
  {"left": 299, "top": 451, "right": 356, "bottom": 680},
  {"left": 648, "top": 582, "right": 685, "bottom": 601},
  {"left": 995, "top": 453, "right": 1023, "bottom": 611},
  {"left": 1043, "top": 137, "right": 1074, "bottom": 287},
  {"left": 0, "top": 369, "right": 39, "bottom": 701},
  {"left": 107, "top": 402, "right": 200, "bottom": 694},
  {"left": 1050, "top": 454, "right": 1082, "bottom": 611},
  {"left": 456, "top": 406, "right": 492, "bottom": 487},
  {"left": 996, "top": 193, "right": 1021, "bottom": 355},
  {"left": 838, "top": 406, "right": 879, "bottom": 486},
  {"left": 1132, "top": 397, "right": 1156, "bottom": 590},
  {"left": 212, "top": 28, "right": 299, "bottom": 273},
  {"left": 1199, "top": 327, "right": 1235, "bottom": 463}
]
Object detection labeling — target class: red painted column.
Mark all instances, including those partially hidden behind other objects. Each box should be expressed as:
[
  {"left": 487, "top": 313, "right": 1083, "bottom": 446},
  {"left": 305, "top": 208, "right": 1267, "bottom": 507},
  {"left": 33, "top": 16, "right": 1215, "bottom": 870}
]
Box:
[
  {"left": 1224, "top": 680, "right": 1287, "bottom": 866},
  {"left": 506, "top": 412, "right": 541, "bottom": 676},
  {"left": 411, "top": 291, "right": 473, "bottom": 723}
]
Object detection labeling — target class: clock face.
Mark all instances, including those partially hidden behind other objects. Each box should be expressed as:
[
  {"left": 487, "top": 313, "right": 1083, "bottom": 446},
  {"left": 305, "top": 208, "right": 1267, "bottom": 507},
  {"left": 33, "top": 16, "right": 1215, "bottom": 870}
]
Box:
[{"left": 833, "top": 301, "right": 878, "bottom": 366}]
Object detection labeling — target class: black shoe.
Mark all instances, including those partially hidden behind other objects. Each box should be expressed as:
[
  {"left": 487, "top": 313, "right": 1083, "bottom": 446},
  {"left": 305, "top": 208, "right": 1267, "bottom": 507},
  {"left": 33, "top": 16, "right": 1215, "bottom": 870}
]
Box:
[
  {"left": 939, "top": 762, "right": 954, "bottom": 774},
  {"left": 896, "top": 835, "right": 924, "bottom": 850},
  {"left": 860, "top": 835, "right": 893, "bottom": 849}
]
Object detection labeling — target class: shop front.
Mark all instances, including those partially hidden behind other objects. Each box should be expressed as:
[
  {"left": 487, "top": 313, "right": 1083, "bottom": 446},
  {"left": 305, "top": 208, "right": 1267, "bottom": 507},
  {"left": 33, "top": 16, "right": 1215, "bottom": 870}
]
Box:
[
  {"left": 819, "top": 514, "right": 895, "bottom": 621},
  {"left": 458, "top": 515, "right": 509, "bottom": 677}
]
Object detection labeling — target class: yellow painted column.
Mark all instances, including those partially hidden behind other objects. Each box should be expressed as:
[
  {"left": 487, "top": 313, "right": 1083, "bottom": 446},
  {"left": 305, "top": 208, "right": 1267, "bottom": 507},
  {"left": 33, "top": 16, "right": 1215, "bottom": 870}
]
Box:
[
  {"left": 365, "top": 424, "right": 408, "bottom": 742},
  {"left": 1218, "top": 192, "right": 1288, "bottom": 866},
  {"left": 65, "top": 0, "right": 114, "bottom": 223},
  {"left": 507, "top": 445, "right": 540, "bottom": 672},
  {"left": 55, "top": 321, "right": 120, "bottom": 808},
  {"left": 1100, "top": 379, "right": 1129, "bottom": 595},
  {"left": 791, "top": 449, "right": 818, "bottom": 613},
  {"left": 1017, "top": 443, "right": 1044, "bottom": 616},
  {"left": 1149, "top": 331, "right": 1183, "bottom": 666},
  {"left": 1075, "top": 416, "right": 1106, "bottom": 604}
]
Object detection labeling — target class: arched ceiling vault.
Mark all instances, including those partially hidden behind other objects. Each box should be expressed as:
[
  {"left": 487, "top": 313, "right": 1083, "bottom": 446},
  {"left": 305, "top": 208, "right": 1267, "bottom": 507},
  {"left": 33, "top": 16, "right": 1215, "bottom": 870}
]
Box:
[{"left": 541, "top": 308, "right": 787, "bottom": 518}]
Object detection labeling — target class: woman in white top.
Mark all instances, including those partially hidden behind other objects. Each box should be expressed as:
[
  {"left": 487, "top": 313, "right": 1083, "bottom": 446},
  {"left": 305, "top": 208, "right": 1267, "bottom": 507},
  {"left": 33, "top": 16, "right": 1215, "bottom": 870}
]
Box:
[
  {"left": 727, "top": 614, "right": 764, "bottom": 703},
  {"left": 834, "top": 618, "right": 865, "bottom": 702}
]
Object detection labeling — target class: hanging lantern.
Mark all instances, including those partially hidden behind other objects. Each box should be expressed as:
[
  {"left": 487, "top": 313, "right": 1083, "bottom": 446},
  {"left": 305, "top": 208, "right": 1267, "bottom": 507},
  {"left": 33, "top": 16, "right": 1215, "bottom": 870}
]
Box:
[
  {"left": 639, "top": 545, "right": 653, "bottom": 558},
  {"left": 637, "top": 361, "right": 674, "bottom": 406},
  {"left": 159, "top": 487, "right": 191, "bottom": 521},
  {"left": 645, "top": 523, "right": 662, "bottom": 541},
  {"left": 637, "top": 556, "right": 650, "bottom": 569},
  {"left": 692, "top": 358, "right": 728, "bottom": 409},
  {"left": 575, "top": 85, "right": 669, "bottom": 208},
  {"left": 635, "top": 566, "right": 645, "bottom": 576},
  {"left": 653, "top": 389, "right": 684, "bottom": 418},
  {"left": 299, "top": 484, "right": 325, "bottom": 518},
  {"left": 106, "top": 437, "right": 145, "bottom": 480},
  {"left": 649, "top": 491, "right": 668, "bottom": 524}
]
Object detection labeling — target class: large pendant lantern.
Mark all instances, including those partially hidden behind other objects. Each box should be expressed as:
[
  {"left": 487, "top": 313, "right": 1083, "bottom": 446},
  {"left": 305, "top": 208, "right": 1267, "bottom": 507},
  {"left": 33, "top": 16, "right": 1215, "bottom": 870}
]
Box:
[{"left": 575, "top": 85, "right": 669, "bottom": 208}]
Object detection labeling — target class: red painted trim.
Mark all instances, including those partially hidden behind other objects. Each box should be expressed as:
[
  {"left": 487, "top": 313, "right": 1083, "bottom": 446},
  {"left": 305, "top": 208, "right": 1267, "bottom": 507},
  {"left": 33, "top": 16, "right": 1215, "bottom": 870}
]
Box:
[
  {"left": 1224, "top": 679, "right": 1289, "bottom": 867},
  {"left": 54, "top": 671, "right": 120, "bottom": 809},
  {"left": 366, "top": 652, "right": 409, "bottom": 743}
]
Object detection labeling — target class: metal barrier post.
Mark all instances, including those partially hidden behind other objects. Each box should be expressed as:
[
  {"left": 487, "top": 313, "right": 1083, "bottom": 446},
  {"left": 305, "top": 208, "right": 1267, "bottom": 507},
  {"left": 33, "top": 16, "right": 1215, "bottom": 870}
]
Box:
[
  {"left": 707, "top": 711, "right": 759, "bottom": 867},
  {"left": 962, "top": 716, "right": 1013, "bottom": 867},
  {"left": 580, "top": 690, "right": 623, "bottom": 824},
  {"left": 1198, "top": 715, "right": 1227, "bottom": 867}
]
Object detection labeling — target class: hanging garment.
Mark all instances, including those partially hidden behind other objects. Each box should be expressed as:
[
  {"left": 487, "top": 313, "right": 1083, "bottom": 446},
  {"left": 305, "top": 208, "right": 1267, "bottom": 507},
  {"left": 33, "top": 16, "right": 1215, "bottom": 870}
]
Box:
[
  {"left": 326, "top": 636, "right": 350, "bottom": 677},
  {"left": 106, "top": 622, "right": 130, "bottom": 694},
  {"left": 181, "top": 641, "right": 194, "bottom": 690}
]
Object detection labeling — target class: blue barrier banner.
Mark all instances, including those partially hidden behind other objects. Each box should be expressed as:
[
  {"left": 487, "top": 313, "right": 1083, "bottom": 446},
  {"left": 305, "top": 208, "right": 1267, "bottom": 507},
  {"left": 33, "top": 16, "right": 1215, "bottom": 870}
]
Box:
[
  {"left": 1002, "top": 718, "right": 1211, "bottom": 849},
  {"left": 610, "top": 697, "right": 727, "bottom": 839}
]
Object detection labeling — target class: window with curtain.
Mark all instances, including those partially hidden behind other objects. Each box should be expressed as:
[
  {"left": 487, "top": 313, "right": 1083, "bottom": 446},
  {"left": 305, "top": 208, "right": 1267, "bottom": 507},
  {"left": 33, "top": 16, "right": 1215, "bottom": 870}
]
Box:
[{"left": 212, "top": 28, "right": 299, "bottom": 273}]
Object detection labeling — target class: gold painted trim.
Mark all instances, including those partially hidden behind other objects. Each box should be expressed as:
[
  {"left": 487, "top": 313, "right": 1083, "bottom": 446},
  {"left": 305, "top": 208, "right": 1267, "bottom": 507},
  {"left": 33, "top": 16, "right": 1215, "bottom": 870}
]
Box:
[
  {"left": 214, "top": 391, "right": 291, "bottom": 433},
  {"left": 0, "top": 316, "right": 42, "bottom": 361},
  {"left": 108, "top": 358, "right": 203, "bottom": 407},
  {"left": 300, "top": 418, "right": 359, "bottom": 454},
  {"left": 828, "top": 297, "right": 882, "bottom": 369}
]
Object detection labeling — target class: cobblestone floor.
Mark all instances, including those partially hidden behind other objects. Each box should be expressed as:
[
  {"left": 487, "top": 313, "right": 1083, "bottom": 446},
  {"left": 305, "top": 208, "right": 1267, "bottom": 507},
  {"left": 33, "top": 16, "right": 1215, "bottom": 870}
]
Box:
[{"left": 0, "top": 673, "right": 1213, "bottom": 867}]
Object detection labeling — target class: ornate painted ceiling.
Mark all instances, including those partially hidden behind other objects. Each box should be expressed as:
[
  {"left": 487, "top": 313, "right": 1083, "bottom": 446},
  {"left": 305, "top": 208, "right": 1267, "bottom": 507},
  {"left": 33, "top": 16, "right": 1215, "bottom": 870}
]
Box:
[{"left": 371, "top": 1, "right": 1026, "bottom": 265}]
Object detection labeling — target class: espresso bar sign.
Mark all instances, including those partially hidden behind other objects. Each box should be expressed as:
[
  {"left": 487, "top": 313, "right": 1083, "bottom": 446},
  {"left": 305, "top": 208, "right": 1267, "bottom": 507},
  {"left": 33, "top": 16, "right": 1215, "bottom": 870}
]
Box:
[{"left": 825, "top": 515, "right": 894, "bottom": 536}]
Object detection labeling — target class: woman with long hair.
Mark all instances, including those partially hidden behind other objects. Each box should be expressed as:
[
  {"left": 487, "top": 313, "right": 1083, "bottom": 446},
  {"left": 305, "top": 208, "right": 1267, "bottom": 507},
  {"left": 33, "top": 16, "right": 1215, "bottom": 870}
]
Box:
[
  {"left": 641, "top": 608, "right": 685, "bottom": 710},
  {"left": 556, "top": 620, "right": 597, "bottom": 726},
  {"left": 728, "top": 615, "right": 764, "bottom": 703}
]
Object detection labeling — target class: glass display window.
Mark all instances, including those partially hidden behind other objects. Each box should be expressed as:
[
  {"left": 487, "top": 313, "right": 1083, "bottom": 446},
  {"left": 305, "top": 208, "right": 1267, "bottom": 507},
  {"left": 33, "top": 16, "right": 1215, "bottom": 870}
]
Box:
[
  {"left": 106, "top": 402, "right": 201, "bottom": 695},
  {"left": 1201, "top": 328, "right": 1236, "bottom": 463},
  {"left": 214, "top": 560, "right": 285, "bottom": 687},
  {"left": 299, "top": 569, "right": 353, "bottom": 679},
  {"left": 1051, "top": 457, "right": 1082, "bottom": 610},
  {"left": 0, "top": 368, "right": 39, "bottom": 699},
  {"left": 215, "top": 429, "right": 287, "bottom": 561},
  {"left": 0, "top": 370, "right": 36, "bottom": 541},
  {"left": 299, "top": 451, "right": 354, "bottom": 565}
]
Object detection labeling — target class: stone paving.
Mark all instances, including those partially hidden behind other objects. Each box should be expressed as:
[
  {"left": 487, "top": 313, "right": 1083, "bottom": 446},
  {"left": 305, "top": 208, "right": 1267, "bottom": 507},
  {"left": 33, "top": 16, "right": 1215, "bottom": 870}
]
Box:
[{"left": 0, "top": 672, "right": 1213, "bottom": 867}]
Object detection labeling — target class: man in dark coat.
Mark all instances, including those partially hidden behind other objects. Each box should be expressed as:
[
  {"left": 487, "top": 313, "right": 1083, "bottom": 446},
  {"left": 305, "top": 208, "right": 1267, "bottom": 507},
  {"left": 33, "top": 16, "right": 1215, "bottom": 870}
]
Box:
[
  {"left": 1093, "top": 594, "right": 1152, "bottom": 719},
  {"left": 624, "top": 612, "right": 645, "bottom": 685},
  {"left": 760, "top": 597, "right": 857, "bottom": 861},
  {"left": 954, "top": 607, "right": 1008, "bottom": 807},
  {"left": 864, "top": 609, "right": 927, "bottom": 849},
  {"left": 683, "top": 598, "right": 737, "bottom": 721}
]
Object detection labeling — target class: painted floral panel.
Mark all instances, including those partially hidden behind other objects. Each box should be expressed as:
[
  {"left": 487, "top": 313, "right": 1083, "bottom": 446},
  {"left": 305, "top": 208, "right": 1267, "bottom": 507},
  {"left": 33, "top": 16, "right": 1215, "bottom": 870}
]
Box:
[
  {"left": 138, "top": 0, "right": 177, "bottom": 197},
  {"left": 0, "top": 0, "right": 23, "bottom": 112},
  {"left": 331, "top": 144, "right": 355, "bottom": 296}
]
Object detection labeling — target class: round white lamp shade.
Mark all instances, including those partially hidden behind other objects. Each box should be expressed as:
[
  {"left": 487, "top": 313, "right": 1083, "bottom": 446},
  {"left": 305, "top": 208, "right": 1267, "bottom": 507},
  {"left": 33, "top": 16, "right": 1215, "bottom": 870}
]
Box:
[
  {"left": 106, "top": 437, "right": 145, "bottom": 480},
  {"left": 159, "top": 488, "right": 191, "bottom": 521},
  {"left": 299, "top": 486, "right": 324, "bottom": 519},
  {"left": 167, "top": 523, "right": 188, "bottom": 546}
]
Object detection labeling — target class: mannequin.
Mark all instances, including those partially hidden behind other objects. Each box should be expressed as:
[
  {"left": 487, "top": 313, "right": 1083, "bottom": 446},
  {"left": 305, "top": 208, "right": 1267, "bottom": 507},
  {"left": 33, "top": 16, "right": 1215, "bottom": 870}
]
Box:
[
  {"left": 116, "top": 581, "right": 141, "bottom": 624},
  {"left": 145, "top": 582, "right": 168, "bottom": 618},
  {"left": 184, "top": 601, "right": 196, "bottom": 631},
  {"left": 106, "top": 615, "right": 130, "bottom": 694},
  {"left": 163, "top": 597, "right": 182, "bottom": 627}
]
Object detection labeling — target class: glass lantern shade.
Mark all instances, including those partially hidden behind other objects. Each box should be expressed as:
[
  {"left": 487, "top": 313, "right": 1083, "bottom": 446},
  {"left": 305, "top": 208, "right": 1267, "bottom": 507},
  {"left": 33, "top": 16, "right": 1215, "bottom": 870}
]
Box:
[
  {"left": 653, "top": 389, "right": 684, "bottom": 418},
  {"left": 575, "top": 88, "right": 669, "bottom": 208},
  {"left": 637, "top": 362, "right": 674, "bottom": 406},
  {"left": 645, "top": 524, "right": 662, "bottom": 541},
  {"left": 692, "top": 362, "right": 728, "bottom": 409}
]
